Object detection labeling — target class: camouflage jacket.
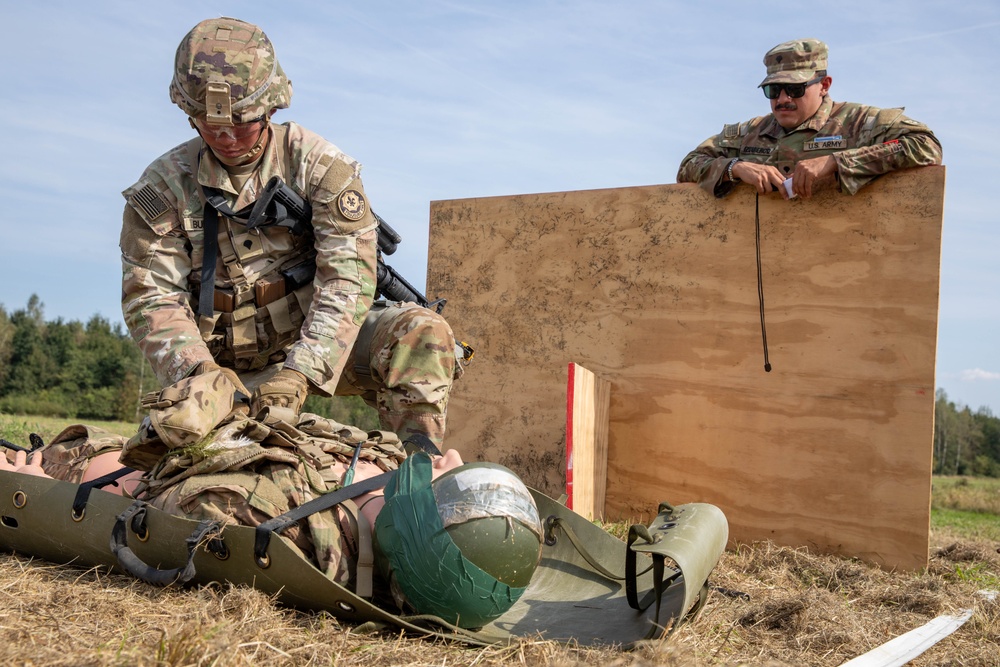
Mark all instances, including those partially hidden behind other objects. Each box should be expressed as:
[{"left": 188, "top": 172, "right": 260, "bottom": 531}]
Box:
[
  {"left": 120, "top": 122, "right": 378, "bottom": 396},
  {"left": 676, "top": 97, "right": 942, "bottom": 197},
  {"left": 140, "top": 413, "right": 406, "bottom": 586}
]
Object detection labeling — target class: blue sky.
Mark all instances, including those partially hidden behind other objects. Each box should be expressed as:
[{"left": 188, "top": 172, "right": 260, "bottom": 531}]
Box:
[{"left": 2, "top": 1, "right": 998, "bottom": 414}]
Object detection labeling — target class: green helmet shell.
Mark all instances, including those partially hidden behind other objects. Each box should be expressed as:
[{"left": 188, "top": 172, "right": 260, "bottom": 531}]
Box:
[
  {"left": 432, "top": 462, "right": 542, "bottom": 588},
  {"left": 374, "top": 454, "right": 542, "bottom": 629},
  {"left": 169, "top": 17, "right": 292, "bottom": 124}
]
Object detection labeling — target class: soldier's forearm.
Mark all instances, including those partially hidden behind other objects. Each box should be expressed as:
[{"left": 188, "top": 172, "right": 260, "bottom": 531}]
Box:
[{"left": 123, "top": 293, "right": 213, "bottom": 385}]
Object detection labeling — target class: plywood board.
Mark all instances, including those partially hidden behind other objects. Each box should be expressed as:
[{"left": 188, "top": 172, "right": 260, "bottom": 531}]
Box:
[
  {"left": 427, "top": 167, "right": 944, "bottom": 570},
  {"left": 566, "top": 363, "right": 610, "bottom": 521}
]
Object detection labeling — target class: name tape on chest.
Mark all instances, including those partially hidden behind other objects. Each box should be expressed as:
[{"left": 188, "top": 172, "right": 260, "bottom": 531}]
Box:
[
  {"left": 741, "top": 146, "right": 773, "bottom": 156},
  {"left": 182, "top": 217, "right": 204, "bottom": 232},
  {"left": 804, "top": 136, "right": 847, "bottom": 151}
]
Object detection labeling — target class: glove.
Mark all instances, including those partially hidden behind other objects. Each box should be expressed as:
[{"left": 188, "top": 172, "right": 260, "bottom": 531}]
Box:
[
  {"left": 251, "top": 367, "right": 310, "bottom": 416},
  {"left": 194, "top": 360, "right": 251, "bottom": 415}
]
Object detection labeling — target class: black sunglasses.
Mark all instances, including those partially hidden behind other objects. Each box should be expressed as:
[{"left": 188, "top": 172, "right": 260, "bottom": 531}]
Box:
[{"left": 761, "top": 77, "right": 822, "bottom": 100}]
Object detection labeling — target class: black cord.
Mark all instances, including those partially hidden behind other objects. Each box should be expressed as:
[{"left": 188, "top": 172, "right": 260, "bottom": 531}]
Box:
[{"left": 755, "top": 193, "right": 772, "bottom": 373}]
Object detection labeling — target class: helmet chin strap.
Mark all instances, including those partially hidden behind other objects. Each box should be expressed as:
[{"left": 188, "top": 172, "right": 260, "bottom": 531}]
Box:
[{"left": 189, "top": 115, "right": 272, "bottom": 167}]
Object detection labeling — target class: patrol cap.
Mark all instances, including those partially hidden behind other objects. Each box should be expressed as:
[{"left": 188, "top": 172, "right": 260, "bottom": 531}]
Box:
[{"left": 759, "top": 38, "right": 828, "bottom": 87}]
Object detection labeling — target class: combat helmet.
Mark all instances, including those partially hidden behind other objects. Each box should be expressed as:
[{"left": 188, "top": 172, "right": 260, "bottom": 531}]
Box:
[
  {"left": 169, "top": 17, "right": 292, "bottom": 126},
  {"left": 374, "top": 454, "right": 543, "bottom": 629}
]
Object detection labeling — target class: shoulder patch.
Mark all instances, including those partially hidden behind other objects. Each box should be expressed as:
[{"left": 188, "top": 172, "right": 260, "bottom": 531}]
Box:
[
  {"left": 875, "top": 107, "right": 905, "bottom": 125},
  {"left": 314, "top": 153, "right": 361, "bottom": 203},
  {"left": 128, "top": 183, "right": 170, "bottom": 222},
  {"left": 338, "top": 189, "right": 368, "bottom": 221},
  {"left": 725, "top": 117, "right": 765, "bottom": 138}
]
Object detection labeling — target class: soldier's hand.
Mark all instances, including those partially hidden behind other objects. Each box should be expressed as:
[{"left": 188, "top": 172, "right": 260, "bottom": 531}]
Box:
[
  {"left": 195, "top": 360, "right": 251, "bottom": 416},
  {"left": 791, "top": 155, "right": 837, "bottom": 199},
  {"left": 251, "top": 368, "right": 310, "bottom": 416},
  {"left": 730, "top": 161, "right": 788, "bottom": 197},
  {"left": 0, "top": 450, "right": 47, "bottom": 478}
]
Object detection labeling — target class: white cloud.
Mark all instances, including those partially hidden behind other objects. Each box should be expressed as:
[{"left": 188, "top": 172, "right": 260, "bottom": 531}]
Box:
[{"left": 961, "top": 369, "right": 1000, "bottom": 382}]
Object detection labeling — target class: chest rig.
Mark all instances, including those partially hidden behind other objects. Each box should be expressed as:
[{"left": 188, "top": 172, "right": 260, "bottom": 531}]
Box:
[{"left": 191, "top": 126, "right": 317, "bottom": 371}]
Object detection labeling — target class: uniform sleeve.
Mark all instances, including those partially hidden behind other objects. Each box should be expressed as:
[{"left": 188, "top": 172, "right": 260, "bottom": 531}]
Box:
[
  {"left": 833, "top": 108, "right": 943, "bottom": 195},
  {"left": 120, "top": 181, "right": 213, "bottom": 386},
  {"left": 677, "top": 131, "right": 741, "bottom": 198},
  {"left": 283, "top": 155, "right": 379, "bottom": 396}
]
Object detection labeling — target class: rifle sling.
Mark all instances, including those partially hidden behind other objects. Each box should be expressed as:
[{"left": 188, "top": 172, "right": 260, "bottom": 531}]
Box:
[
  {"left": 199, "top": 203, "right": 219, "bottom": 317},
  {"left": 351, "top": 302, "right": 386, "bottom": 392}
]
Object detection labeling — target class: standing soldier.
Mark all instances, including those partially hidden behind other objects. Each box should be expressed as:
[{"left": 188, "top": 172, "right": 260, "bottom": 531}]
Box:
[
  {"left": 120, "top": 17, "right": 462, "bottom": 447},
  {"left": 677, "top": 38, "right": 942, "bottom": 199}
]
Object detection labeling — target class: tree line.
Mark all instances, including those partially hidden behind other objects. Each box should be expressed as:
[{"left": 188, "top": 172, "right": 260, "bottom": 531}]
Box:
[
  {"left": 1, "top": 296, "right": 998, "bottom": 473},
  {"left": 0, "top": 296, "right": 376, "bottom": 429},
  {"left": 934, "top": 389, "right": 1000, "bottom": 477}
]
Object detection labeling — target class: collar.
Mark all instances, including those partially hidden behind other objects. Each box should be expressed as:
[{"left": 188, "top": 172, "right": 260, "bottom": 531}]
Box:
[
  {"left": 761, "top": 96, "right": 835, "bottom": 139},
  {"left": 196, "top": 128, "right": 282, "bottom": 207}
]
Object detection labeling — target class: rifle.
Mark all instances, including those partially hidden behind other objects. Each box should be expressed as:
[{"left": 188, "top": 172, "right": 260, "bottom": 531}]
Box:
[
  {"left": 0, "top": 433, "right": 45, "bottom": 454},
  {"left": 247, "top": 176, "right": 446, "bottom": 314},
  {"left": 372, "top": 212, "right": 446, "bottom": 314}
]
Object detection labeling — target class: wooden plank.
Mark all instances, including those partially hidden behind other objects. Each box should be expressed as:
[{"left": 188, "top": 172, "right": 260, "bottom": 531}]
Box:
[
  {"left": 838, "top": 608, "right": 974, "bottom": 667},
  {"left": 566, "top": 363, "right": 610, "bottom": 520},
  {"left": 427, "top": 167, "right": 944, "bottom": 570}
]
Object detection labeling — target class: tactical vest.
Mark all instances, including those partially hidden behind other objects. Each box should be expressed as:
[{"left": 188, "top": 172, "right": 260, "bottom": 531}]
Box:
[
  {"left": 188, "top": 125, "right": 318, "bottom": 372},
  {"left": 124, "top": 406, "right": 406, "bottom": 587},
  {"left": 135, "top": 411, "right": 406, "bottom": 498}
]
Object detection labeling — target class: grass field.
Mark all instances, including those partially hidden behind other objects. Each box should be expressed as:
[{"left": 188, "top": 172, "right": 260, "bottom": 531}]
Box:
[
  {"left": 931, "top": 475, "right": 1000, "bottom": 544},
  {"left": 1, "top": 412, "right": 998, "bottom": 665},
  {"left": 0, "top": 413, "right": 139, "bottom": 446}
]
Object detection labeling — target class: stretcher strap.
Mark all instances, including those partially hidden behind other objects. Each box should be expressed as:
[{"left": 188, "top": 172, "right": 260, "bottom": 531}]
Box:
[
  {"left": 543, "top": 515, "right": 637, "bottom": 582},
  {"left": 253, "top": 471, "right": 394, "bottom": 567},
  {"left": 110, "top": 500, "right": 223, "bottom": 587},
  {"left": 71, "top": 466, "right": 137, "bottom": 518},
  {"left": 626, "top": 523, "right": 684, "bottom": 638}
]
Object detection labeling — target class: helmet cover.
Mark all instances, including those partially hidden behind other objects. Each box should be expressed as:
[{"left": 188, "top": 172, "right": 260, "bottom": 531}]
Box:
[{"left": 169, "top": 17, "right": 292, "bottom": 124}]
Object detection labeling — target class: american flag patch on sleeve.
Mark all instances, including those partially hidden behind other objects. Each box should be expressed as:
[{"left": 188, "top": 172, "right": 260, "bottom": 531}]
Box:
[{"left": 129, "top": 183, "right": 170, "bottom": 221}]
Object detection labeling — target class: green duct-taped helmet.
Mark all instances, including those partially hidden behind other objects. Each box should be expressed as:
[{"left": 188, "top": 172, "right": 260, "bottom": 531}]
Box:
[
  {"left": 374, "top": 454, "right": 543, "bottom": 629},
  {"left": 169, "top": 17, "right": 292, "bottom": 125}
]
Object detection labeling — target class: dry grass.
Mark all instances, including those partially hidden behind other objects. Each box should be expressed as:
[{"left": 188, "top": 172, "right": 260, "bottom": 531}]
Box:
[
  {"left": 2, "top": 417, "right": 998, "bottom": 664},
  {"left": 0, "top": 526, "right": 996, "bottom": 666}
]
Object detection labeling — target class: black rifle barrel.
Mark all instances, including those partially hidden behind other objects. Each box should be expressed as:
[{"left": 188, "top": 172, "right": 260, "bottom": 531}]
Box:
[{"left": 374, "top": 212, "right": 401, "bottom": 256}]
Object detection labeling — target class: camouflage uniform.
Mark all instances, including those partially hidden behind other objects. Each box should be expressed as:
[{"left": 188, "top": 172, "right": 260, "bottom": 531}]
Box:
[
  {"left": 120, "top": 17, "right": 459, "bottom": 448},
  {"left": 677, "top": 39, "right": 942, "bottom": 197},
  {"left": 35, "top": 424, "right": 129, "bottom": 483},
  {"left": 29, "top": 371, "right": 406, "bottom": 588},
  {"left": 131, "top": 412, "right": 407, "bottom": 588},
  {"left": 27, "top": 369, "right": 407, "bottom": 587}
]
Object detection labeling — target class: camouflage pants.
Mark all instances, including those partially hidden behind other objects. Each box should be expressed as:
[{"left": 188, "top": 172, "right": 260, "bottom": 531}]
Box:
[{"left": 243, "top": 302, "right": 462, "bottom": 448}]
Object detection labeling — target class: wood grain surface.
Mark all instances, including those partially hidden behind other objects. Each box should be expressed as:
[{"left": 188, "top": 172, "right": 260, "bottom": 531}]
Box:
[
  {"left": 566, "top": 363, "right": 610, "bottom": 521},
  {"left": 427, "top": 167, "right": 944, "bottom": 570}
]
